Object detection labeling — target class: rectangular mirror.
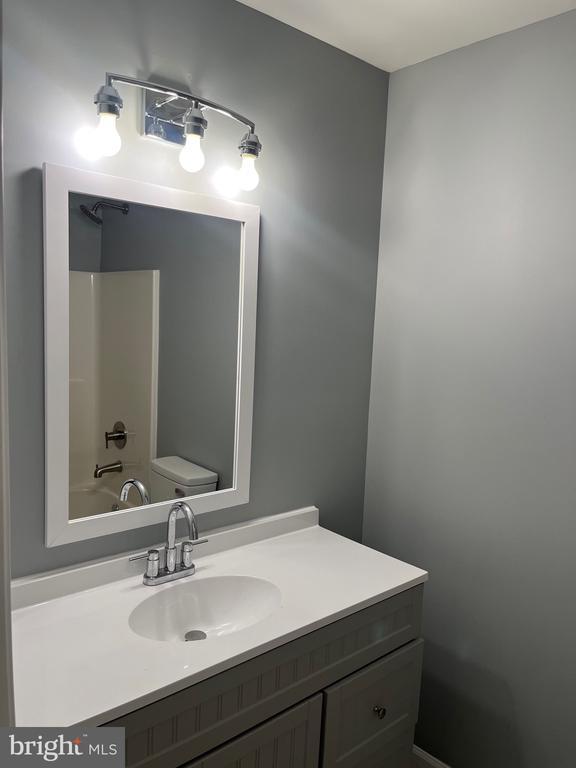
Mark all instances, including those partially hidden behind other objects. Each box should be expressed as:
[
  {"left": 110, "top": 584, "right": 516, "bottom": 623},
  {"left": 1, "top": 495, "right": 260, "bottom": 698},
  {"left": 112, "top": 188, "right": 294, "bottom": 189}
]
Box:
[{"left": 44, "top": 165, "right": 259, "bottom": 546}]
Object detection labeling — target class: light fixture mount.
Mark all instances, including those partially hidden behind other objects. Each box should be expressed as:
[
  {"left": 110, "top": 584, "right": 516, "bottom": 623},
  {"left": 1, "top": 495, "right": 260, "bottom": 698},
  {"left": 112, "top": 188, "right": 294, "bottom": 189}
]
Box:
[
  {"left": 131, "top": 73, "right": 256, "bottom": 148},
  {"left": 79, "top": 73, "right": 262, "bottom": 191}
]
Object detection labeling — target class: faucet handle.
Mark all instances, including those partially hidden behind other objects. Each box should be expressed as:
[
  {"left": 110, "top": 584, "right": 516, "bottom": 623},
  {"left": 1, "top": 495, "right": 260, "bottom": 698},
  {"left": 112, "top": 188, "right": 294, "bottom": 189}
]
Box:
[
  {"left": 105, "top": 421, "right": 127, "bottom": 449},
  {"left": 129, "top": 549, "right": 160, "bottom": 579},
  {"left": 129, "top": 552, "right": 148, "bottom": 561},
  {"left": 181, "top": 539, "right": 208, "bottom": 568}
]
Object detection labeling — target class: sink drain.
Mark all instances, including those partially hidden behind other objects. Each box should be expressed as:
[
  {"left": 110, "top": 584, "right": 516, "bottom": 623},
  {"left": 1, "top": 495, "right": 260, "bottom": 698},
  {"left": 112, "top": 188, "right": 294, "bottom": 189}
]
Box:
[{"left": 184, "top": 630, "right": 207, "bottom": 642}]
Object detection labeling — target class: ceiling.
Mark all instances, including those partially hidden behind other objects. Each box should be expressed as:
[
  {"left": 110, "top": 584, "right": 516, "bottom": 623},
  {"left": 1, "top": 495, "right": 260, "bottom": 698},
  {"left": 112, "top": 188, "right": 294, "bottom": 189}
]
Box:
[{"left": 236, "top": 0, "right": 576, "bottom": 71}]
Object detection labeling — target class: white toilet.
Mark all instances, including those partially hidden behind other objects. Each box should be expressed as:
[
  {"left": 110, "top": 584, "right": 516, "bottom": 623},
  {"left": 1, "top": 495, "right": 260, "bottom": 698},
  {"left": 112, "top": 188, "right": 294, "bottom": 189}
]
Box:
[{"left": 150, "top": 456, "right": 219, "bottom": 502}]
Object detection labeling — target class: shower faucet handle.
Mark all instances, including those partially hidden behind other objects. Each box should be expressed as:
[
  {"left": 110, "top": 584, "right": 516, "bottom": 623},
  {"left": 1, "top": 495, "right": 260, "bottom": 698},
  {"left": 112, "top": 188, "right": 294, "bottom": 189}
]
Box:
[{"left": 105, "top": 420, "right": 127, "bottom": 449}]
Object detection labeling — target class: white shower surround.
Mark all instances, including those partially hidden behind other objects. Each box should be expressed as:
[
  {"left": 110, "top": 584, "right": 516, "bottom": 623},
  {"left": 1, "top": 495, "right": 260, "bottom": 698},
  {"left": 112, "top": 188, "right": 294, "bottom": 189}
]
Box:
[{"left": 68, "top": 269, "right": 159, "bottom": 518}]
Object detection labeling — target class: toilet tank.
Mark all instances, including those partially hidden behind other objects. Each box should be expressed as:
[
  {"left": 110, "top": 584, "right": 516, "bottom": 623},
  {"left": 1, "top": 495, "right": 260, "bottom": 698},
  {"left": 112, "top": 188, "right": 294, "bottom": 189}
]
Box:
[{"left": 150, "top": 456, "right": 218, "bottom": 502}]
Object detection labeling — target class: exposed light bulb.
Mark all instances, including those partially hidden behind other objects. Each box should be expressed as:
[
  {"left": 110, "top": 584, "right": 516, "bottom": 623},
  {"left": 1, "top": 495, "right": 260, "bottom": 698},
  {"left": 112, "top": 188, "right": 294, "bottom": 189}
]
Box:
[
  {"left": 74, "top": 113, "right": 121, "bottom": 160},
  {"left": 238, "top": 154, "right": 260, "bottom": 191},
  {"left": 179, "top": 134, "right": 205, "bottom": 172},
  {"left": 212, "top": 166, "right": 240, "bottom": 198},
  {"left": 94, "top": 112, "right": 122, "bottom": 157},
  {"left": 74, "top": 126, "right": 102, "bottom": 161}
]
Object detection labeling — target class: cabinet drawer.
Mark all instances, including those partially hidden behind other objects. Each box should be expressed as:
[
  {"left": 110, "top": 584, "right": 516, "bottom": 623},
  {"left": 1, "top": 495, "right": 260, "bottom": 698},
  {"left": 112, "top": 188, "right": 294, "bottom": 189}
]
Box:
[
  {"left": 321, "top": 640, "right": 423, "bottom": 768},
  {"left": 106, "top": 587, "right": 422, "bottom": 768},
  {"left": 183, "top": 695, "right": 322, "bottom": 768}
]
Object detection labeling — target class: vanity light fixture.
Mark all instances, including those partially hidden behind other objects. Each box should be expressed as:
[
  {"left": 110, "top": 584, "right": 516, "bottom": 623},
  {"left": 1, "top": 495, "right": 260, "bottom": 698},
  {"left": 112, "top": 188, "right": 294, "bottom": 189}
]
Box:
[
  {"left": 238, "top": 132, "right": 262, "bottom": 191},
  {"left": 75, "top": 83, "right": 123, "bottom": 159},
  {"left": 93, "top": 84, "right": 123, "bottom": 156},
  {"left": 75, "top": 73, "right": 262, "bottom": 194},
  {"left": 179, "top": 105, "right": 207, "bottom": 172}
]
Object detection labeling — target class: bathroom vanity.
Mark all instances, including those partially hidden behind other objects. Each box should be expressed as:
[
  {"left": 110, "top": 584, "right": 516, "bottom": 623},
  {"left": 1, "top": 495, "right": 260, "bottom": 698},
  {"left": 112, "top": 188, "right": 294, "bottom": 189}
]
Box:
[
  {"left": 107, "top": 586, "right": 423, "bottom": 768},
  {"left": 11, "top": 509, "right": 427, "bottom": 768}
]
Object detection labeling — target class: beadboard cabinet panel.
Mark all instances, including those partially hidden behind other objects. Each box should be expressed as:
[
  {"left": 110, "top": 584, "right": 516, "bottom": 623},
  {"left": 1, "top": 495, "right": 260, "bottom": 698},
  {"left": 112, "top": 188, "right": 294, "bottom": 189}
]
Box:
[{"left": 183, "top": 695, "right": 322, "bottom": 768}]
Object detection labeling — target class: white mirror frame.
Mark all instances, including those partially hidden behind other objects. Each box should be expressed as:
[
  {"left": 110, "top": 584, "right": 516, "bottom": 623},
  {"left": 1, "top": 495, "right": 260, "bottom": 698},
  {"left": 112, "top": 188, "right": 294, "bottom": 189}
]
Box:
[{"left": 43, "top": 163, "right": 259, "bottom": 546}]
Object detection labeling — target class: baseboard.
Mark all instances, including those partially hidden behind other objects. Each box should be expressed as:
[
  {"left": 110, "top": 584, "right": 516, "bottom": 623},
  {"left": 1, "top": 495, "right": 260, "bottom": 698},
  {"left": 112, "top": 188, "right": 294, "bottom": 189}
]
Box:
[{"left": 413, "top": 745, "right": 452, "bottom": 768}]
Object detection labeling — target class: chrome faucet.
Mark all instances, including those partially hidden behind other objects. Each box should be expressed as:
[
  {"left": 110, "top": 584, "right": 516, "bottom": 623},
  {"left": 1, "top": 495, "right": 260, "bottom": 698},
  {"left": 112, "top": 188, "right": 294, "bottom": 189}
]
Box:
[
  {"left": 94, "top": 461, "right": 123, "bottom": 478},
  {"left": 129, "top": 501, "right": 208, "bottom": 586},
  {"left": 165, "top": 501, "right": 197, "bottom": 572},
  {"left": 119, "top": 479, "right": 150, "bottom": 506}
]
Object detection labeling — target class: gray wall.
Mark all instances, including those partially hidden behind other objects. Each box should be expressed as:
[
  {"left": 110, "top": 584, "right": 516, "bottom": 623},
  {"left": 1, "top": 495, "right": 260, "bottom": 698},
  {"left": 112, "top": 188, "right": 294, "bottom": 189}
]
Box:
[
  {"left": 3, "top": 0, "right": 387, "bottom": 575},
  {"left": 364, "top": 11, "right": 576, "bottom": 768},
  {"left": 101, "top": 203, "right": 240, "bottom": 489}
]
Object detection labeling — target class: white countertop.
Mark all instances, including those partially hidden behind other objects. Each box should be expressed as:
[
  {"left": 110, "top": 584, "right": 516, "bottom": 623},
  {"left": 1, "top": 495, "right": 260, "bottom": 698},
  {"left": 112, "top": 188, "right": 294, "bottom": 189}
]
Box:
[{"left": 12, "top": 516, "right": 427, "bottom": 727}]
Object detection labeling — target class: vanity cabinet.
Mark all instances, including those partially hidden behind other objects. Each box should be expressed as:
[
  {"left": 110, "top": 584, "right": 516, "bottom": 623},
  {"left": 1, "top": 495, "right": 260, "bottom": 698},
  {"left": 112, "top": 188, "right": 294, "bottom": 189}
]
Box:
[{"left": 105, "top": 585, "right": 423, "bottom": 768}]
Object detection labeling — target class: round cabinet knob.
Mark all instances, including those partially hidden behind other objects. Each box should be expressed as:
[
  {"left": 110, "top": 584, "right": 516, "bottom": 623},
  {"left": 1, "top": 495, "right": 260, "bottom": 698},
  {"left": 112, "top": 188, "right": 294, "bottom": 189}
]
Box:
[{"left": 372, "top": 705, "right": 387, "bottom": 720}]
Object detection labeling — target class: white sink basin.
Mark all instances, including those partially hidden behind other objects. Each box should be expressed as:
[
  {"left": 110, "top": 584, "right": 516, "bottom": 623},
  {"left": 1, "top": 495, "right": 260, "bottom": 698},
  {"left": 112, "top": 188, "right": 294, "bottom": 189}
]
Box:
[{"left": 128, "top": 575, "right": 282, "bottom": 642}]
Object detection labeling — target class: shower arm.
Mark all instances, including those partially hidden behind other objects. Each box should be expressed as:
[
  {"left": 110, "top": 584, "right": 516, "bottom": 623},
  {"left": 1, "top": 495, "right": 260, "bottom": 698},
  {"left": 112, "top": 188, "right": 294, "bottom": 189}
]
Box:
[
  {"left": 105, "top": 73, "right": 256, "bottom": 133},
  {"left": 93, "top": 201, "right": 128, "bottom": 215}
]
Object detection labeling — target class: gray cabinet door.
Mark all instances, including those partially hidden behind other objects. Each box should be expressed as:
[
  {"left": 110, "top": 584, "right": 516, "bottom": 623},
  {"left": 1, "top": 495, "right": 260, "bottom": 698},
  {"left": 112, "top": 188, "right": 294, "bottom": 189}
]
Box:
[
  {"left": 321, "top": 640, "right": 423, "bottom": 768},
  {"left": 183, "top": 695, "right": 323, "bottom": 768}
]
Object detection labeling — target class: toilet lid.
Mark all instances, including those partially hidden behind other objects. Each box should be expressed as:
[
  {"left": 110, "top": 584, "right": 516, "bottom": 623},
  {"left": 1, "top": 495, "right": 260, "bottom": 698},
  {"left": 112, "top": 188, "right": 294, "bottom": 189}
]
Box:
[{"left": 151, "top": 456, "right": 218, "bottom": 486}]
